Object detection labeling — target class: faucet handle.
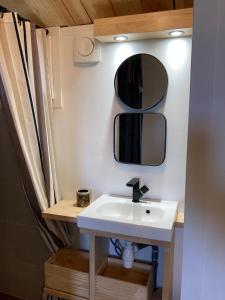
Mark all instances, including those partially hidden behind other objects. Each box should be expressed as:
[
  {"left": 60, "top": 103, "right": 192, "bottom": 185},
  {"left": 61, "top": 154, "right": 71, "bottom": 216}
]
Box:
[
  {"left": 140, "top": 185, "right": 149, "bottom": 194},
  {"left": 126, "top": 178, "right": 140, "bottom": 187}
]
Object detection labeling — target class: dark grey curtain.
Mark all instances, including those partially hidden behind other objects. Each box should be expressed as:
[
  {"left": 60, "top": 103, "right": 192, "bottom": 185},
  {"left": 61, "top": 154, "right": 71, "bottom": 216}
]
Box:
[
  {"left": 0, "top": 75, "right": 64, "bottom": 251},
  {"left": 117, "top": 55, "right": 143, "bottom": 109},
  {"left": 119, "top": 113, "right": 143, "bottom": 164}
]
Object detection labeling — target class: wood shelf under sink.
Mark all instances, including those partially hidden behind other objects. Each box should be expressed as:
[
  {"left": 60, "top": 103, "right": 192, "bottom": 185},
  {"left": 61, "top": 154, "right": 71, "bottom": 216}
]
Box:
[
  {"left": 95, "top": 257, "right": 153, "bottom": 300},
  {"left": 44, "top": 248, "right": 89, "bottom": 299},
  {"left": 43, "top": 248, "right": 163, "bottom": 300}
]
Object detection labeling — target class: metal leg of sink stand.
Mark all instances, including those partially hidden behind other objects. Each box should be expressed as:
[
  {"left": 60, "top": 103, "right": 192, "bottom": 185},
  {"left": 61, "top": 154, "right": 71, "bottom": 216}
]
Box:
[{"left": 162, "top": 231, "right": 175, "bottom": 300}]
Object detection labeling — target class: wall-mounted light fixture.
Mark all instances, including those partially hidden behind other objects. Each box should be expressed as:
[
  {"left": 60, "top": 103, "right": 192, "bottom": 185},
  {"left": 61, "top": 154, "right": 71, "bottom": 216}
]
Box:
[
  {"left": 168, "top": 30, "right": 184, "bottom": 37},
  {"left": 113, "top": 35, "right": 128, "bottom": 42}
]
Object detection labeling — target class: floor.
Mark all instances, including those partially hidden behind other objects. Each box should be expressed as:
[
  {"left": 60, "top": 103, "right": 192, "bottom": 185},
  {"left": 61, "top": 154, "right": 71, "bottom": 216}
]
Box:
[
  {"left": 0, "top": 293, "right": 22, "bottom": 300},
  {"left": 0, "top": 288, "right": 162, "bottom": 299}
]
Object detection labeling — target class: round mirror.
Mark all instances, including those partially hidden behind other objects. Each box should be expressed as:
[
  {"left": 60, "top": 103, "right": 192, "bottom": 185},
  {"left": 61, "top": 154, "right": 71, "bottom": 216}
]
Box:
[{"left": 114, "top": 54, "right": 168, "bottom": 110}]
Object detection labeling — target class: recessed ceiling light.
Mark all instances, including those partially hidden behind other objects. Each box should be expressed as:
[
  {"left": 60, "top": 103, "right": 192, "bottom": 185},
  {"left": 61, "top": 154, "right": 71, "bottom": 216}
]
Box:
[
  {"left": 168, "top": 30, "right": 185, "bottom": 37},
  {"left": 114, "top": 35, "right": 128, "bottom": 42}
]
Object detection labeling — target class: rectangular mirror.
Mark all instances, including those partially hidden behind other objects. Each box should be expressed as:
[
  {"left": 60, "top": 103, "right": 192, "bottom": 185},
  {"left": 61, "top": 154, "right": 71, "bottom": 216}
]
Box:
[{"left": 114, "top": 113, "right": 166, "bottom": 166}]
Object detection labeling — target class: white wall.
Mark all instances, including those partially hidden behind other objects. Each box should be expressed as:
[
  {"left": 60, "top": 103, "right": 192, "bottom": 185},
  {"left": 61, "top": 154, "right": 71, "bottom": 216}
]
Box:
[
  {"left": 181, "top": 1, "right": 225, "bottom": 299},
  {"left": 53, "top": 28, "right": 191, "bottom": 208},
  {"left": 52, "top": 26, "right": 191, "bottom": 299}
]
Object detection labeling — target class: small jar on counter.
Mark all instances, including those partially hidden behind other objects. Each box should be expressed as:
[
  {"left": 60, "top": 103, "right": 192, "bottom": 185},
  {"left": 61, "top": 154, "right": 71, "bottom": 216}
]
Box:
[{"left": 76, "top": 189, "right": 91, "bottom": 207}]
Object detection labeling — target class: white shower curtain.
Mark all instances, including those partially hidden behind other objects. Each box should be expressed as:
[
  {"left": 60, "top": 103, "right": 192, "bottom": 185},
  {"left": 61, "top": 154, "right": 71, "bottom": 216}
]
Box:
[{"left": 0, "top": 13, "right": 69, "bottom": 252}]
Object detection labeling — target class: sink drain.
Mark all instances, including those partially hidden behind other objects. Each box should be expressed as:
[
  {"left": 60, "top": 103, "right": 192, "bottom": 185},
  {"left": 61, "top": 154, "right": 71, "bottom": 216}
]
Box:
[{"left": 145, "top": 209, "right": 151, "bottom": 215}]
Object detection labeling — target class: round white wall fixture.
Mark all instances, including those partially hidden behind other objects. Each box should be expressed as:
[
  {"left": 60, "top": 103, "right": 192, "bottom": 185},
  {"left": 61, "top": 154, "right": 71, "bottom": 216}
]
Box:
[
  {"left": 77, "top": 37, "right": 95, "bottom": 57},
  {"left": 74, "top": 26, "right": 101, "bottom": 64}
]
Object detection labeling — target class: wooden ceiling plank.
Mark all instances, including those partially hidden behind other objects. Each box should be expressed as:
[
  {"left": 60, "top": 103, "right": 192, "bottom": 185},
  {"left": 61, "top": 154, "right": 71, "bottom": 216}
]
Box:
[
  {"left": 0, "top": 0, "right": 45, "bottom": 26},
  {"left": 0, "top": 0, "right": 194, "bottom": 27},
  {"left": 0, "top": 0, "right": 74, "bottom": 27},
  {"left": 0, "top": 0, "right": 91, "bottom": 27},
  {"left": 61, "top": 0, "right": 92, "bottom": 25},
  {"left": 80, "top": 0, "right": 115, "bottom": 21},
  {"left": 141, "top": 0, "right": 174, "bottom": 12},
  {"left": 110, "top": 0, "right": 143, "bottom": 16},
  {"left": 24, "top": 0, "right": 77, "bottom": 27},
  {"left": 175, "top": 0, "right": 193, "bottom": 9}
]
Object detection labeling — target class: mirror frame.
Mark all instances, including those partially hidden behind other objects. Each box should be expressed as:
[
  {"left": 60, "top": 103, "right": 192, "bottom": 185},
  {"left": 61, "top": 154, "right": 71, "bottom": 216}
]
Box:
[
  {"left": 113, "top": 112, "right": 167, "bottom": 166},
  {"left": 114, "top": 53, "right": 168, "bottom": 111}
]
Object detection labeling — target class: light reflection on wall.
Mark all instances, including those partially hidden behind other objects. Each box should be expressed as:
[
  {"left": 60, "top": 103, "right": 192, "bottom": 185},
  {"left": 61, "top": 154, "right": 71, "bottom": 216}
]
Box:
[
  {"left": 113, "top": 43, "right": 133, "bottom": 67},
  {"left": 166, "top": 39, "right": 188, "bottom": 70}
]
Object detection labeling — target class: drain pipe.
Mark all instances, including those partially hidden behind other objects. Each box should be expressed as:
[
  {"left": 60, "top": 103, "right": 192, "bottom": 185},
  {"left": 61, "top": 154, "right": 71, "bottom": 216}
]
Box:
[
  {"left": 136, "top": 244, "right": 159, "bottom": 291},
  {"left": 110, "top": 239, "right": 159, "bottom": 290},
  {"left": 122, "top": 241, "right": 135, "bottom": 268},
  {"left": 151, "top": 246, "right": 159, "bottom": 291}
]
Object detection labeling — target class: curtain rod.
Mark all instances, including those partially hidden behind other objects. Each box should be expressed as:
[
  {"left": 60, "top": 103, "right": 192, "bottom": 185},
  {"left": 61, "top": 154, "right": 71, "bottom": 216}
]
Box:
[{"left": 0, "top": 5, "right": 30, "bottom": 24}]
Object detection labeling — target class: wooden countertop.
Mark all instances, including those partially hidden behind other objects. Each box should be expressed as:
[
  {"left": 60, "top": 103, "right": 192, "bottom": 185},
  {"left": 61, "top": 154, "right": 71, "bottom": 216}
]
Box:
[
  {"left": 42, "top": 200, "right": 83, "bottom": 222},
  {"left": 42, "top": 199, "right": 184, "bottom": 228},
  {"left": 176, "top": 212, "right": 185, "bottom": 228}
]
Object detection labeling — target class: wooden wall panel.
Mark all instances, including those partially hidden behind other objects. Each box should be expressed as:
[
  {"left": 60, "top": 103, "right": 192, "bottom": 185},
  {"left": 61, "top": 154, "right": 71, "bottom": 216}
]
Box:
[
  {"left": 141, "top": 0, "right": 174, "bottom": 12},
  {"left": 61, "top": 0, "right": 92, "bottom": 25},
  {"left": 24, "top": 0, "right": 76, "bottom": 26},
  {"left": 94, "top": 8, "right": 193, "bottom": 37},
  {"left": 110, "top": 0, "right": 143, "bottom": 16},
  {"left": 0, "top": 0, "right": 44, "bottom": 26},
  {"left": 0, "top": 0, "right": 91, "bottom": 26},
  {"left": 0, "top": 0, "right": 194, "bottom": 27},
  {"left": 175, "top": 0, "right": 194, "bottom": 9},
  {"left": 80, "top": 0, "right": 115, "bottom": 21}
]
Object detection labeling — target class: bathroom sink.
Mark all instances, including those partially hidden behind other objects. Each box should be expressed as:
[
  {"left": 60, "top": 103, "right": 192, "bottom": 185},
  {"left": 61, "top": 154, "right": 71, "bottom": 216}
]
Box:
[{"left": 77, "top": 194, "right": 178, "bottom": 242}]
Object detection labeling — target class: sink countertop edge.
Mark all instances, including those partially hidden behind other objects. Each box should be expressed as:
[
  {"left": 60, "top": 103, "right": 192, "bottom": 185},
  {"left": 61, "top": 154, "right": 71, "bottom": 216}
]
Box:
[{"left": 42, "top": 198, "right": 185, "bottom": 227}]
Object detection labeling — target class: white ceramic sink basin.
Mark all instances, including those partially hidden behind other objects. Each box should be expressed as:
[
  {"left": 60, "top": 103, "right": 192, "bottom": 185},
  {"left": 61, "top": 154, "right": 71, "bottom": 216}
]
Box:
[{"left": 77, "top": 194, "right": 178, "bottom": 242}]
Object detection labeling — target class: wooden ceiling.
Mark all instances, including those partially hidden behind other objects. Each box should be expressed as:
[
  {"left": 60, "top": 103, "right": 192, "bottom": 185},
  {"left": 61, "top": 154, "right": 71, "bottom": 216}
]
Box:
[{"left": 0, "top": 0, "right": 193, "bottom": 27}]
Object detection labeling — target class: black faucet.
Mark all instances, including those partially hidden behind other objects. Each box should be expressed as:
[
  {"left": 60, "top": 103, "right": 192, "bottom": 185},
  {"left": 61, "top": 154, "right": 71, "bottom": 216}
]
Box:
[{"left": 126, "top": 178, "right": 149, "bottom": 203}]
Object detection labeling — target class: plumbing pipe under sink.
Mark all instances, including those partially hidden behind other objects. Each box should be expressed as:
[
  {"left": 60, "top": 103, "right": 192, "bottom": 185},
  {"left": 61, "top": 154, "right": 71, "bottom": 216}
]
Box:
[{"left": 122, "top": 241, "right": 135, "bottom": 269}]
